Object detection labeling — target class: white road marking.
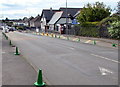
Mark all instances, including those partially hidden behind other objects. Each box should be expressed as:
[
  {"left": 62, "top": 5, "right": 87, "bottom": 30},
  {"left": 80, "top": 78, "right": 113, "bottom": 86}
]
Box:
[
  {"left": 70, "top": 47, "right": 75, "bottom": 50},
  {"left": 91, "top": 54, "right": 120, "bottom": 63},
  {"left": 99, "top": 67, "right": 113, "bottom": 75}
]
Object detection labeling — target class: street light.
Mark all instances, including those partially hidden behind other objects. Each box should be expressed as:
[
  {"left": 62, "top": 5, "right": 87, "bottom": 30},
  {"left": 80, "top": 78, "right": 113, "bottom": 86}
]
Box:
[{"left": 66, "top": 0, "right": 68, "bottom": 34}]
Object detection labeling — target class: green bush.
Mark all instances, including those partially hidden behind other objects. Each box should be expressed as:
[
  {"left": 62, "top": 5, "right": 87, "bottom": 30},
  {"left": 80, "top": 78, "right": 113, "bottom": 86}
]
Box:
[
  {"left": 77, "top": 22, "right": 99, "bottom": 37},
  {"left": 99, "top": 15, "right": 120, "bottom": 26},
  {"left": 108, "top": 21, "right": 120, "bottom": 39},
  {"left": 73, "top": 22, "right": 99, "bottom": 37},
  {"left": 80, "top": 22, "right": 99, "bottom": 27},
  {"left": 79, "top": 27, "right": 99, "bottom": 37},
  {"left": 16, "top": 26, "right": 24, "bottom": 30}
]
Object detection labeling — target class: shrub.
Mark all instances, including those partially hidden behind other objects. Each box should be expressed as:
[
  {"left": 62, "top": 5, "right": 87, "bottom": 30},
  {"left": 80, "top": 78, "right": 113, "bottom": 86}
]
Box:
[
  {"left": 108, "top": 21, "right": 120, "bottom": 39},
  {"left": 79, "top": 26, "right": 99, "bottom": 37},
  {"left": 73, "top": 22, "right": 99, "bottom": 37},
  {"left": 16, "top": 26, "right": 24, "bottom": 30}
]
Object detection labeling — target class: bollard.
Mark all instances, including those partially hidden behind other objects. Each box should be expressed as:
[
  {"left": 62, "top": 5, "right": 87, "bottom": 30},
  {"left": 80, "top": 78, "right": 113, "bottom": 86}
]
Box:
[
  {"left": 42, "top": 33, "right": 44, "bottom": 36},
  {"left": 112, "top": 44, "right": 117, "bottom": 47},
  {"left": 51, "top": 34, "right": 53, "bottom": 37},
  {"left": 34, "top": 69, "right": 45, "bottom": 87},
  {"left": 93, "top": 40, "right": 96, "bottom": 45},
  {"left": 46, "top": 33, "right": 48, "bottom": 36},
  {"left": 14, "top": 47, "right": 20, "bottom": 55}
]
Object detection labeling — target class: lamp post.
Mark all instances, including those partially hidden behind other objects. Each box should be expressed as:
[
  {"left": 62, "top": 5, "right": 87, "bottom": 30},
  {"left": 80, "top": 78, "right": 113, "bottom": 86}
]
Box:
[{"left": 66, "top": 0, "right": 68, "bottom": 35}]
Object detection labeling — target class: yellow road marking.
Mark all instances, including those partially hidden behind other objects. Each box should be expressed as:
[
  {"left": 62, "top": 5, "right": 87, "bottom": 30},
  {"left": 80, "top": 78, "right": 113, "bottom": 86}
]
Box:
[{"left": 85, "top": 40, "right": 91, "bottom": 43}]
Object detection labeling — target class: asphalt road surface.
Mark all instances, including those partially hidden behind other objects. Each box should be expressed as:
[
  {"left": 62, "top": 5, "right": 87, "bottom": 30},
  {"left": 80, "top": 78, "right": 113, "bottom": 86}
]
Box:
[{"left": 6, "top": 31, "right": 118, "bottom": 85}]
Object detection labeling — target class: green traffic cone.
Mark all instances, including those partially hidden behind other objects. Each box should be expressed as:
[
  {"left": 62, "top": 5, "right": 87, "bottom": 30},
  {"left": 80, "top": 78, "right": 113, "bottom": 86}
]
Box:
[
  {"left": 6, "top": 36, "right": 8, "bottom": 40},
  {"left": 59, "top": 36, "right": 60, "bottom": 39},
  {"left": 67, "top": 37, "right": 69, "bottom": 40},
  {"left": 78, "top": 38, "right": 80, "bottom": 42},
  {"left": 4, "top": 34, "right": 7, "bottom": 40},
  {"left": 93, "top": 40, "right": 96, "bottom": 45},
  {"left": 9, "top": 40, "right": 12, "bottom": 45},
  {"left": 14, "top": 47, "right": 20, "bottom": 55},
  {"left": 34, "top": 69, "right": 45, "bottom": 87},
  {"left": 112, "top": 44, "right": 117, "bottom": 47},
  {"left": 55, "top": 35, "right": 57, "bottom": 38}
]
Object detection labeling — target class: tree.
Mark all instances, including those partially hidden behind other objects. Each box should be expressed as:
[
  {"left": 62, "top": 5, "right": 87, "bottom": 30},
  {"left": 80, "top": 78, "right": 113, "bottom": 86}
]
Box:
[
  {"left": 77, "top": 2, "right": 111, "bottom": 23},
  {"left": 5, "top": 17, "right": 9, "bottom": 21},
  {"left": 117, "top": 1, "right": 120, "bottom": 14}
]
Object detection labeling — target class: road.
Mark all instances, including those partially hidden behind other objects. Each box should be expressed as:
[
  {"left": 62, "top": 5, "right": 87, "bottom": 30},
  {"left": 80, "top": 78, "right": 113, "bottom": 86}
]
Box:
[{"left": 6, "top": 31, "right": 118, "bottom": 85}]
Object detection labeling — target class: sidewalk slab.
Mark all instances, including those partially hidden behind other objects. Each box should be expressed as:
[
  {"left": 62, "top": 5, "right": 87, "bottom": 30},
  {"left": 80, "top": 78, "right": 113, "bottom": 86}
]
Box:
[
  {"left": 0, "top": 31, "right": 2, "bottom": 86},
  {"left": 2, "top": 36, "right": 37, "bottom": 85}
]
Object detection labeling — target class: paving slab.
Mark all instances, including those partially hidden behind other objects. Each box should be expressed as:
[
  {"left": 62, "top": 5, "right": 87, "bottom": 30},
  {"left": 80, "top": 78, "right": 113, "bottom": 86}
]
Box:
[
  {"left": 2, "top": 34, "right": 37, "bottom": 86},
  {"left": 0, "top": 31, "right": 2, "bottom": 87}
]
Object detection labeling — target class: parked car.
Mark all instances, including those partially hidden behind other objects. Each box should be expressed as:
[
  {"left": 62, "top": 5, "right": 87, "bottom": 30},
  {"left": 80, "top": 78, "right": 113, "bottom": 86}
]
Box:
[
  {"left": 18, "top": 30, "right": 22, "bottom": 32},
  {"left": 9, "top": 27, "right": 16, "bottom": 32},
  {"left": 2, "top": 26, "right": 9, "bottom": 33}
]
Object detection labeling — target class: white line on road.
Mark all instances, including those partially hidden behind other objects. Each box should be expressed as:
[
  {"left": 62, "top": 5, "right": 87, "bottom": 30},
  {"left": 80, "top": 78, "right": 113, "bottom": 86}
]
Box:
[
  {"left": 99, "top": 67, "right": 113, "bottom": 75},
  {"left": 69, "top": 47, "right": 75, "bottom": 50},
  {"left": 91, "top": 54, "right": 120, "bottom": 63}
]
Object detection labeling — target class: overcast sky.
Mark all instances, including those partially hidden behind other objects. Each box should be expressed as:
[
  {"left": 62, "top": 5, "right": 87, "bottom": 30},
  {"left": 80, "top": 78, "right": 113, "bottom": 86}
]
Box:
[{"left": 0, "top": 0, "right": 119, "bottom": 19}]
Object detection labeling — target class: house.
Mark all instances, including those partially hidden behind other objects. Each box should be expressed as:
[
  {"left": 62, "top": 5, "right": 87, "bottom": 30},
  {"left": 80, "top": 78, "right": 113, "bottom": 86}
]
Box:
[
  {"left": 29, "top": 18, "right": 35, "bottom": 27},
  {"left": 33, "top": 15, "right": 41, "bottom": 28},
  {"left": 22, "top": 17, "right": 29, "bottom": 26},
  {"left": 26, "top": 16, "right": 34, "bottom": 27},
  {"left": 48, "top": 7, "right": 82, "bottom": 34},
  {"left": 48, "top": 11, "right": 63, "bottom": 33},
  {"left": 12, "top": 19, "right": 25, "bottom": 26},
  {"left": 29, "top": 15, "right": 41, "bottom": 28},
  {"left": 40, "top": 8, "right": 59, "bottom": 32}
]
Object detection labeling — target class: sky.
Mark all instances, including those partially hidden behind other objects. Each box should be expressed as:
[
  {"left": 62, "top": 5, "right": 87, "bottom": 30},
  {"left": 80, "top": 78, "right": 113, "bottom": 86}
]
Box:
[{"left": 0, "top": 0, "right": 119, "bottom": 19}]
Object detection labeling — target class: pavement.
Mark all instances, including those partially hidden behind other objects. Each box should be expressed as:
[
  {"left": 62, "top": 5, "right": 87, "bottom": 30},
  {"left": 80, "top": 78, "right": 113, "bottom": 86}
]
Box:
[
  {"left": 2, "top": 32, "right": 37, "bottom": 86},
  {"left": 6, "top": 31, "right": 118, "bottom": 85},
  {"left": 0, "top": 31, "right": 2, "bottom": 87}
]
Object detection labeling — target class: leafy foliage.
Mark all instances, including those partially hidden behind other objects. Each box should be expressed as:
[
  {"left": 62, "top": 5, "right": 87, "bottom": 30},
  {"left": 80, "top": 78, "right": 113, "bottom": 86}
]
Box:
[
  {"left": 5, "top": 22, "right": 13, "bottom": 27},
  {"left": 77, "top": 2, "right": 111, "bottom": 23},
  {"left": 99, "top": 15, "right": 120, "bottom": 26},
  {"left": 79, "top": 26, "right": 99, "bottom": 37},
  {"left": 108, "top": 21, "right": 120, "bottom": 39},
  {"left": 80, "top": 22, "right": 99, "bottom": 27},
  {"left": 73, "top": 23, "right": 99, "bottom": 37},
  {"left": 117, "top": 1, "right": 120, "bottom": 14}
]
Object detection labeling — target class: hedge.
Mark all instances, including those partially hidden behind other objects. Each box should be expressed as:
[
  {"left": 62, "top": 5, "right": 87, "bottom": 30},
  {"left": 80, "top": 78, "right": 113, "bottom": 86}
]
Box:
[
  {"left": 79, "top": 26, "right": 99, "bottom": 37},
  {"left": 74, "top": 22, "right": 99, "bottom": 37}
]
